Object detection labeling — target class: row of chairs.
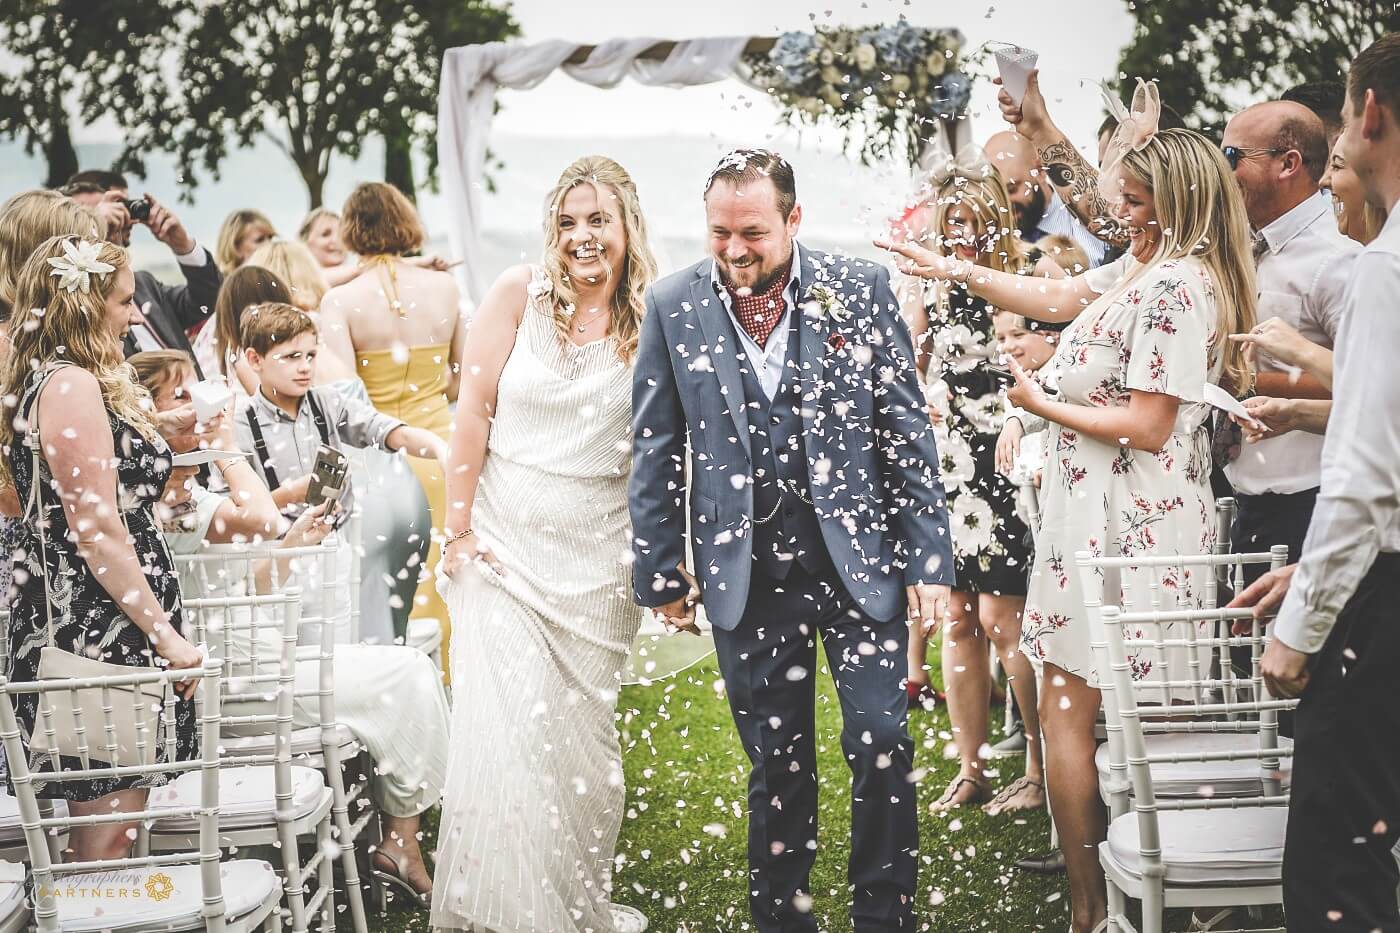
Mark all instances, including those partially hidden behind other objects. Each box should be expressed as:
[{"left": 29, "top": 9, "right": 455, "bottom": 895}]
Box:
[{"left": 0, "top": 526, "right": 435, "bottom": 931}]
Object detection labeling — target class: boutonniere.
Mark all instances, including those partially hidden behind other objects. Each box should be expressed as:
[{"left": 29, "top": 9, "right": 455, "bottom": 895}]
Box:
[
  {"left": 804, "top": 282, "right": 853, "bottom": 323},
  {"left": 827, "top": 333, "right": 847, "bottom": 352}
]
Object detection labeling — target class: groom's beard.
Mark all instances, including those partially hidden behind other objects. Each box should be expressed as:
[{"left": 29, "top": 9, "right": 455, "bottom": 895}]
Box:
[{"left": 715, "top": 246, "right": 793, "bottom": 294}]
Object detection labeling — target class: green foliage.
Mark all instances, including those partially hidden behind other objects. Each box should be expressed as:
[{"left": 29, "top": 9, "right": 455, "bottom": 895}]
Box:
[
  {"left": 0, "top": 0, "right": 183, "bottom": 186},
  {"left": 1117, "top": 0, "right": 1400, "bottom": 131}
]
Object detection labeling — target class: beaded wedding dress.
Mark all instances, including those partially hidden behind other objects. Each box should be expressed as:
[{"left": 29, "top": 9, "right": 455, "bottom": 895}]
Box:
[{"left": 432, "top": 267, "right": 644, "bottom": 933}]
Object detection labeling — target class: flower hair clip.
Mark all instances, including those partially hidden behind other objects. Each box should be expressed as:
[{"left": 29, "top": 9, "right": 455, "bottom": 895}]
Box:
[
  {"left": 1096, "top": 78, "right": 1162, "bottom": 201},
  {"left": 46, "top": 238, "right": 115, "bottom": 294}
]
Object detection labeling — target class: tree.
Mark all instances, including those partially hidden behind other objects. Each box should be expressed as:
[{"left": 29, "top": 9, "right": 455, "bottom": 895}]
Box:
[
  {"left": 380, "top": 0, "right": 519, "bottom": 200},
  {"left": 0, "top": 0, "right": 180, "bottom": 188},
  {"left": 106, "top": 0, "right": 514, "bottom": 209},
  {"left": 1116, "top": 0, "right": 1400, "bottom": 131}
]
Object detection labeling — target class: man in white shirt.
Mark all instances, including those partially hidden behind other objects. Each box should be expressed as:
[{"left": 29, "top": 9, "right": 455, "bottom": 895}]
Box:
[
  {"left": 1221, "top": 101, "right": 1359, "bottom": 587},
  {"left": 1231, "top": 33, "right": 1400, "bottom": 932}
]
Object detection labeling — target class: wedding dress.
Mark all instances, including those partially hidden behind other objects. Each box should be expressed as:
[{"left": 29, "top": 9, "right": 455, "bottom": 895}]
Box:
[{"left": 432, "top": 267, "right": 643, "bottom": 933}]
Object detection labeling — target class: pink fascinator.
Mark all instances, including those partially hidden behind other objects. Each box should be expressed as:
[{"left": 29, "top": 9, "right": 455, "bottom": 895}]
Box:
[{"left": 1097, "top": 78, "right": 1162, "bottom": 201}]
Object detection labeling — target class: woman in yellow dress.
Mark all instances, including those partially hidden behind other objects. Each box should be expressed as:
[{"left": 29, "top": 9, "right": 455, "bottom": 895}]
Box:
[{"left": 320, "top": 182, "right": 466, "bottom": 677}]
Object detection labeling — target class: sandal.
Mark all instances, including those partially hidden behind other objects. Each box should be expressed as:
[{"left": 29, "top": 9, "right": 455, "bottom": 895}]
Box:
[
  {"left": 371, "top": 851, "right": 431, "bottom": 912},
  {"left": 983, "top": 776, "right": 1046, "bottom": 816},
  {"left": 930, "top": 776, "right": 990, "bottom": 813}
]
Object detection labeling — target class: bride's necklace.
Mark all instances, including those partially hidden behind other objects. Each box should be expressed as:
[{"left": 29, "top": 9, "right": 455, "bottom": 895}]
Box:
[{"left": 572, "top": 305, "right": 608, "bottom": 334}]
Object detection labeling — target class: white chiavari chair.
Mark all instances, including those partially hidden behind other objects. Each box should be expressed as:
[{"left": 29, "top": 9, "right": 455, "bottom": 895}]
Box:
[
  {"left": 0, "top": 658, "right": 283, "bottom": 932},
  {"left": 176, "top": 540, "right": 371, "bottom": 933},
  {"left": 0, "top": 609, "right": 67, "bottom": 866},
  {"left": 147, "top": 590, "right": 338, "bottom": 932},
  {"left": 1078, "top": 548, "right": 1296, "bottom": 933},
  {"left": 0, "top": 861, "right": 23, "bottom": 933},
  {"left": 1081, "top": 544, "right": 1291, "bottom": 823}
]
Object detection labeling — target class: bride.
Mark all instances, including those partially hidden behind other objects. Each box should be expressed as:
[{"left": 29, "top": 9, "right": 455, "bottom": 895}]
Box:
[{"left": 433, "top": 155, "right": 658, "bottom": 933}]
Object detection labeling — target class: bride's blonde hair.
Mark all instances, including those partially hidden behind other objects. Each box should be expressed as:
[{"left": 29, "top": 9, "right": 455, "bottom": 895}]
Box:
[
  {"left": 540, "top": 156, "right": 658, "bottom": 363},
  {"left": 0, "top": 236, "right": 159, "bottom": 486},
  {"left": 1118, "top": 128, "right": 1257, "bottom": 396}
]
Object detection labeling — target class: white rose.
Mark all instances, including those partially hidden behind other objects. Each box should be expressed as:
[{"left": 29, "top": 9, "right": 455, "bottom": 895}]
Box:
[
  {"left": 925, "top": 52, "right": 947, "bottom": 77},
  {"left": 820, "top": 85, "right": 844, "bottom": 109},
  {"left": 853, "top": 43, "right": 877, "bottom": 72},
  {"left": 798, "top": 96, "right": 825, "bottom": 116},
  {"left": 820, "top": 65, "right": 844, "bottom": 86},
  {"left": 818, "top": 48, "right": 836, "bottom": 66},
  {"left": 890, "top": 74, "right": 911, "bottom": 94}
]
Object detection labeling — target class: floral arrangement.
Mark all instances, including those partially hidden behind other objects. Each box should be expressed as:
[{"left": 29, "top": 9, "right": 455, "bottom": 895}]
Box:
[{"left": 744, "top": 22, "right": 973, "bottom": 166}]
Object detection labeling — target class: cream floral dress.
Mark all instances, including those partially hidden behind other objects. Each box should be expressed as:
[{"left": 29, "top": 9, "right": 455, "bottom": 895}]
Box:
[{"left": 1022, "top": 257, "right": 1220, "bottom": 686}]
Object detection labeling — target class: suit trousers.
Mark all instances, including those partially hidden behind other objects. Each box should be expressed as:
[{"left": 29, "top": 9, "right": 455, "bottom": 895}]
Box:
[
  {"left": 713, "top": 560, "right": 918, "bottom": 933},
  {"left": 1283, "top": 552, "right": 1400, "bottom": 932},
  {"left": 1231, "top": 487, "right": 1320, "bottom": 588}
]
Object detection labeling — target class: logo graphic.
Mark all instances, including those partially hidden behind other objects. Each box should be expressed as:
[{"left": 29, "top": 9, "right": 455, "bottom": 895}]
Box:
[{"left": 144, "top": 873, "right": 175, "bottom": 902}]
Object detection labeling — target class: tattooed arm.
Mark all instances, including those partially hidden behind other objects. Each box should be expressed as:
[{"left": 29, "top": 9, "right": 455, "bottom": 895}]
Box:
[
  {"left": 1036, "top": 138, "right": 1131, "bottom": 247},
  {"left": 996, "top": 70, "right": 1131, "bottom": 249}
]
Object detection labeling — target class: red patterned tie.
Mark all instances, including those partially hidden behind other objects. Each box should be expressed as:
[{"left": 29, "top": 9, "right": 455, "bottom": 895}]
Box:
[{"left": 726, "top": 275, "right": 789, "bottom": 346}]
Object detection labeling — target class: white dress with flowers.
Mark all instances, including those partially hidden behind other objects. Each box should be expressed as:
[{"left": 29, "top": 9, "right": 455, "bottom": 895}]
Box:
[{"left": 1022, "top": 257, "right": 1220, "bottom": 687}]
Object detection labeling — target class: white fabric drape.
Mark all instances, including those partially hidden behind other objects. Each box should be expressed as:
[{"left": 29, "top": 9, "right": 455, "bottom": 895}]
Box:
[{"left": 437, "top": 37, "right": 755, "bottom": 303}]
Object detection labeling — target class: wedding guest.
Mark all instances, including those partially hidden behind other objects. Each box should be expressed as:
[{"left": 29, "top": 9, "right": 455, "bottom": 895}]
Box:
[
  {"left": 985, "top": 130, "right": 1109, "bottom": 266},
  {"left": 64, "top": 172, "right": 222, "bottom": 366},
  {"left": 198, "top": 264, "right": 293, "bottom": 392},
  {"left": 992, "top": 309, "right": 1067, "bottom": 525},
  {"left": 1282, "top": 80, "right": 1347, "bottom": 147},
  {"left": 435, "top": 155, "right": 657, "bottom": 933},
  {"left": 1320, "top": 135, "right": 1388, "bottom": 244},
  {"left": 903, "top": 162, "right": 1061, "bottom": 816},
  {"left": 298, "top": 208, "right": 353, "bottom": 282},
  {"left": 318, "top": 182, "right": 463, "bottom": 674},
  {"left": 881, "top": 96, "right": 1257, "bottom": 933},
  {"left": 1230, "top": 33, "right": 1400, "bottom": 932},
  {"left": 214, "top": 209, "right": 276, "bottom": 275},
  {"left": 1220, "top": 100, "right": 1358, "bottom": 584},
  {"left": 247, "top": 239, "right": 355, "bottom": 381},
  {"left": 0, "top": 236, "right": 202, "bottom": 860},
  {"left": 0, "top": 190, "right": 99, "bottom": 322},
  {"left": 134, "top": 349, "right": 448, "bottom": 906},
  {"left": 1034, "top": 233, "right": 1090, "bottom": 274}
]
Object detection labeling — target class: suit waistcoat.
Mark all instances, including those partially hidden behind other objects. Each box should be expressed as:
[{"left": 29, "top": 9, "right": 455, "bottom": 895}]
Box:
[{"left": 733, "top": 306, "right": 832, "bottom": 581}]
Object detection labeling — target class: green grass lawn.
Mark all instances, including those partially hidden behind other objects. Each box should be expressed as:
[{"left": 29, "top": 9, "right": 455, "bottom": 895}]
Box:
[{"left": 374, "top": 648, "right": 1244, "bottom": 932}]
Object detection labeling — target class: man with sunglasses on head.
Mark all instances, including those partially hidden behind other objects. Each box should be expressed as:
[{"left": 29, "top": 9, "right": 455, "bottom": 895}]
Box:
[{"left": 1218, "top": 101, "right": 1359, "bottom": 592}]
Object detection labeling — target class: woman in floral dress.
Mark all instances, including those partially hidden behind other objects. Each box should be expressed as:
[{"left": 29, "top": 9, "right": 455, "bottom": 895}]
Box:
[
  {"left": 881, "top": 125, "right": 1256, "bottom": 932},
  {"left": 0, "top": 236, "right": 203, "bottom": 861},
  {"left": 902, "top": 163, "right": 1063, "bottom": 814}
]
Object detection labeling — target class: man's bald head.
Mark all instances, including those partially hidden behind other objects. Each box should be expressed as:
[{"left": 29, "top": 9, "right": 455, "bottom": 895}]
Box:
[
  {"left": 984, "top": 130, "right": 1047, "bottom": 237},
  {"left": 1222, "top": 100, "right": 1329, "bottom": 227}
]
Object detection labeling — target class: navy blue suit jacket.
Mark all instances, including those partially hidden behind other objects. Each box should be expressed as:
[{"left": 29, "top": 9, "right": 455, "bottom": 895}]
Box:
[{"left": 628, "top": 243, "right": 955, "bottom": 630}]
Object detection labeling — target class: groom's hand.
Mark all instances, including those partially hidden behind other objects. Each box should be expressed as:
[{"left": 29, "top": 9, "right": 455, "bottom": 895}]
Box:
[
  {"left": 907, "top": 583, "right": 951, "bottom": 636},
  {"left": 655, "top": 565, "right": 702, "bottom": 636}
]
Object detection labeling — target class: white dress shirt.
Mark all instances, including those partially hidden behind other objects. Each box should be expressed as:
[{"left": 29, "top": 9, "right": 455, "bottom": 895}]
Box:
[
  {"left": 1226, "top": 192, "right": 1359, "bottom": 496},
  {"left": 1030, "top": 191, "right": 1110, "bottom": 269},
  {"left": 1273, "top": 209, "right": 1400, "bottom": 654},
  {"left": 710, "top": 252, "right": 803, "bottom": 400}
]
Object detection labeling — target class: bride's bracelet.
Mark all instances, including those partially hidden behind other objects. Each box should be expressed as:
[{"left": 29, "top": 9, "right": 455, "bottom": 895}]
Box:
[
  {"left": 444, "top": 528, "right": 475, "bottom": 547},
  {"left": 947, "top": 258, "right": 974, "bottom": 284}
]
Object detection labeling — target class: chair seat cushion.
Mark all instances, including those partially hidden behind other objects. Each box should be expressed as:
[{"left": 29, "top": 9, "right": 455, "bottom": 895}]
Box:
[
  {"left": 1105, "top": 807, "right": 1285, "bottom": 885},
  {"left": 0, "top": 792, "right": 67, "bottom": 845},
  {"left": 50, "top": 859, "right": 277, "bottom": 932},
  {"left": 221, "top": 722, "right": 358, "bottom": 760},
  {"left": 149, "top": 766, "right": 328, "bottom": 831},
  {"left": 1095, "top": 732, "right": 1292, "bottom": 798},
  {"left": 406, "top": 618, "right": 442, "bottom": 653}
]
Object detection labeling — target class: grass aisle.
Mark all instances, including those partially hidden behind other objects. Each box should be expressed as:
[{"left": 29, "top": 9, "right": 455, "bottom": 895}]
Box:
[{"left": 377, "top": 651, "right": 1229, "bottom": 931}]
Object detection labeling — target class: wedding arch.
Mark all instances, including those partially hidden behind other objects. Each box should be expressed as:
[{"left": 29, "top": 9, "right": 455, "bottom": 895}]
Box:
[{"left": 437, "top": 27, "right": 975, "bottom": 302}]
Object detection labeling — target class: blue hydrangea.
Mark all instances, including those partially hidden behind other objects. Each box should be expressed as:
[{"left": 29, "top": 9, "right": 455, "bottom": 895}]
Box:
[
  {"left": 870, "top": 23, "right": 925, "bottom": 73},
  {"left": 768, "top": 31, "right": 818, "bottom": 87},
  {"left": 930, "top": 70, "right": 973, "bottom": 118}
]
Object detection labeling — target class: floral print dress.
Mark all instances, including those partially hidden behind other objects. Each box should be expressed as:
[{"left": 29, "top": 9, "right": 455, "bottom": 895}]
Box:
[
  {"left": 5, "top": 366, "right": 195, "bottom": 800},
  {"left": 926, "top": 273, "right": 1036, "bottom": 596},
  {"left": 1022, "top": 257, "right": 1219, "bottom": 687}
]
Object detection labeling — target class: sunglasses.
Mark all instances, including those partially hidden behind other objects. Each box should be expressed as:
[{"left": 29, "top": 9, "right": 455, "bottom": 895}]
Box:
[{"left": 1221, "top": 145, "right": 1286, "bottom": 171}]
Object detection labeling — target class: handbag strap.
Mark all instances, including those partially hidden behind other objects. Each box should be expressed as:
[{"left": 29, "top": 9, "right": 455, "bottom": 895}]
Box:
[{"left": 23, "top": 364, "right": 134, "bottom": 651}]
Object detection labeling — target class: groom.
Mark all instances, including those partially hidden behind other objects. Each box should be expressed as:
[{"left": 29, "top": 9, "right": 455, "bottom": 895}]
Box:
[{"left": 628, "top": 149, "right": 953, "bottom": 931}]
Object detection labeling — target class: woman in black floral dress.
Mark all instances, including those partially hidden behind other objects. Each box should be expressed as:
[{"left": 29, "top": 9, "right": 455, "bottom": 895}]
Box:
[
  {"left": 901, "top": 164, "right": 1063, "bottom": 814},
  {"left": 0, "top": 236, "right": 201, "bottom": 861}
]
